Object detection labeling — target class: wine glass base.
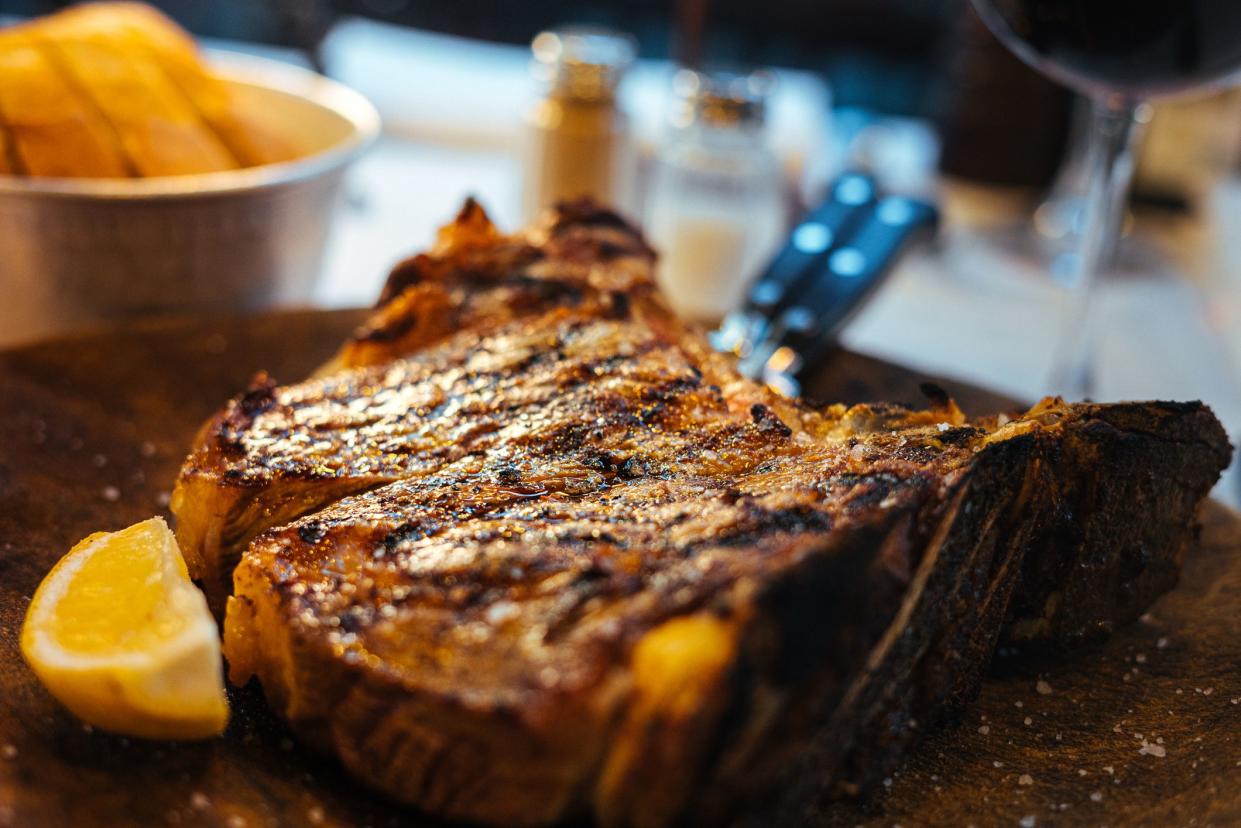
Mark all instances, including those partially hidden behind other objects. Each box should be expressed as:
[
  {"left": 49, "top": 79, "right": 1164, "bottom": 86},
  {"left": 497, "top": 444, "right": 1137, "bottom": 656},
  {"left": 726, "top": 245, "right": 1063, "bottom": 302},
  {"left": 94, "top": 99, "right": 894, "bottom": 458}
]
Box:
[
  {"left": 877, "top": 222, "right": 1205, "bottom": 402},
  {"left": 942, "top": 219, "right": 1179, "bottom": 300}
]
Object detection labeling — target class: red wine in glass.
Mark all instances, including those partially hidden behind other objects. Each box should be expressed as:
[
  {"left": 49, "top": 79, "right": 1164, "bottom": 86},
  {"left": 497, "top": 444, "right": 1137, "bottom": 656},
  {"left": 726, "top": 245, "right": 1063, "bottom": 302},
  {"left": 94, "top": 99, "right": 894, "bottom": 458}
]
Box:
[
  {"left": 970, "top": 0, "right": 1241, "bottom": 398},
  {"left": 977, "top": 0, "right": 1241, "bottom": 98}
]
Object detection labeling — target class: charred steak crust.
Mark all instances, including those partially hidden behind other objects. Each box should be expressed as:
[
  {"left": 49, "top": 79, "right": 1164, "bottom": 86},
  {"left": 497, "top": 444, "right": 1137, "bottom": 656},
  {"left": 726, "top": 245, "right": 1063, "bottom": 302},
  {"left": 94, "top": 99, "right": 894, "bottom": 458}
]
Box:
[{"left": 172, "top": 199, "right": 1231, "bottom": 827}]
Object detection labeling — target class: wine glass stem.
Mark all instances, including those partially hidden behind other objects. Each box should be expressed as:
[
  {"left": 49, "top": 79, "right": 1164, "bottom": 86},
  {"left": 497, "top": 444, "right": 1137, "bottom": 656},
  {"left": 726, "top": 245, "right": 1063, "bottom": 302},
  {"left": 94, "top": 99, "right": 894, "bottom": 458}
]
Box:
[{"left": 1049, "top": 97, "right": 1145, "bottom": 400}]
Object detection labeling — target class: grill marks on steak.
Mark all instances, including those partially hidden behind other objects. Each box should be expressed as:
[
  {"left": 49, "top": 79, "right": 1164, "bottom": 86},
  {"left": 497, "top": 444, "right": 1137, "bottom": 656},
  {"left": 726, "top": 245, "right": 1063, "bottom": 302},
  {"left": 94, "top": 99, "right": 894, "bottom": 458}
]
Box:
[
  {"left": 222, "top": 375, "right": 968, "bottom": 696},
  {"left": 237, "top": 442, "right": 960, "bottom": 674},
  {"left": 174, "top": 200, "right": 1232, "bottom": 827},
  {"left": 176, "top": 305, "right": 738, "bottom": 604}
]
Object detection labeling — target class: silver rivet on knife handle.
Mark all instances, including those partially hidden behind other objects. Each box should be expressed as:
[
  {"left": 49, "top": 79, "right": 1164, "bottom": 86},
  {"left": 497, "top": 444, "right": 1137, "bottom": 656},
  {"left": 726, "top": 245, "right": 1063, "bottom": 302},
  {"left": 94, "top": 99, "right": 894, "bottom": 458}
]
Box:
[{"left": 710, "top": 310, "right": 768, "bottom": 358}]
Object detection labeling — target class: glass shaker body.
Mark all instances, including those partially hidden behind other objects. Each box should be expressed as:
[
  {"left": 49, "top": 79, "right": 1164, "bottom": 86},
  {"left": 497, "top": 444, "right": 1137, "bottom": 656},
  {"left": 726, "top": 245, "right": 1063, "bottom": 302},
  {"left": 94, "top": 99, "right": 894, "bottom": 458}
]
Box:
[{"left": 647, "top": 110, "right": 785, "bottom": 323}]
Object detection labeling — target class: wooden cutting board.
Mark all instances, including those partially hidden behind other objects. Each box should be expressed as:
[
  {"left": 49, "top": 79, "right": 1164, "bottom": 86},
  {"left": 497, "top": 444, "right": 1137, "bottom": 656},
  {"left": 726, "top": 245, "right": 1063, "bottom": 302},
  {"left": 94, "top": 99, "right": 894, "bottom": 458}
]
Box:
[{"left": 0, "top": 310, "right": 1237, "bottom": 827}]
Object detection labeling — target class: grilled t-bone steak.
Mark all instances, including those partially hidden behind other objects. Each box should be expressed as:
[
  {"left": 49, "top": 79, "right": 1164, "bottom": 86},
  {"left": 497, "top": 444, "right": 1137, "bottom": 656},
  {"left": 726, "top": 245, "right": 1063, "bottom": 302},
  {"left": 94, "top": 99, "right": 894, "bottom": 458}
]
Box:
[{"left": 173, "top": 200, "right": 1231, "bottom": 827}]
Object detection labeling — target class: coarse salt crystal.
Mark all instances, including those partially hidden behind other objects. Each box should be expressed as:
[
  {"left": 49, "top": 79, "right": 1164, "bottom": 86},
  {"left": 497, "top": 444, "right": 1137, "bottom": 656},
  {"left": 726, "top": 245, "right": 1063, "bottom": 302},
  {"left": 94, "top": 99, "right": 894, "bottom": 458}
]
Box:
[
  {"left": 1036, "top": 680, "right": 1053, "bottom": 695},
  {"left": 1139, "top": 741, "right": 1166, "bottom": 758},
  {"left": 978, "top": 725, "right": 990, "bottom": 735},
  {"left": 1020, "top": 816, "right": 1036, "bottom": 828},
  {"left": 486, "top": 601, "right": 520, "bottom": 625},
  {"left": 937, "top": 423, "right": 950, "bottom": 433},
  {"left": 101, "top": 485, "right": 120, "bottom": 502},
  {"left": 1090, "top": 791, "right": 1103, "bottom": 802},
  {"left": 1018, "top": 774, "right": 1034, "bottom": 786}
]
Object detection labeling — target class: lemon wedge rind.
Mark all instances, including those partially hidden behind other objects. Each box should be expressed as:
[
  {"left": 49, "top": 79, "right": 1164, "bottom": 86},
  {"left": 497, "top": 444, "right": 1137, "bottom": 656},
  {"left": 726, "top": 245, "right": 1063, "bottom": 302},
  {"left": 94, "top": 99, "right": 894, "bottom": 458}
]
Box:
[{"left": 20, "top": 518, "right": 229, "bottom": 740}]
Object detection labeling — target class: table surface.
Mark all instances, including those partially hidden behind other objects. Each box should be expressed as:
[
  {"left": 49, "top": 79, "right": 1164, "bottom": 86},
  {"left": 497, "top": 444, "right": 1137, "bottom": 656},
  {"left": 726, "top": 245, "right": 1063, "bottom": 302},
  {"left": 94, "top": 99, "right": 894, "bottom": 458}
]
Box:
[{"left": 0, "top": 309, "right": 1237, "bottom": 827}]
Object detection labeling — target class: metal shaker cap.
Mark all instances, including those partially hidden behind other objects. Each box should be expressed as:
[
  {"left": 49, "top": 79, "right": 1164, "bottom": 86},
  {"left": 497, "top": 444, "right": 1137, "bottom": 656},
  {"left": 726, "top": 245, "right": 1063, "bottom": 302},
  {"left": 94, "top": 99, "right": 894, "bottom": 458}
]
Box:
[
  {"left": 531, "top": 27, "right": 637, "bottom": 102},
  {"left": 669, "top": 68, "right": 775, "bottom": 129}
]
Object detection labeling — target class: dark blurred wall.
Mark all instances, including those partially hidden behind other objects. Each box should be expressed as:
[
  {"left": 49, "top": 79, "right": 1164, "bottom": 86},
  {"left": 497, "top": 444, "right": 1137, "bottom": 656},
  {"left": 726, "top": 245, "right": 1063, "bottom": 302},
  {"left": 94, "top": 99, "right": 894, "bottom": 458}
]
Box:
[
  {"left": 2, "top": 0, "right": 962, "bottom": 118},
  {"left": 341, "top": 0, "right": 959, "bottom": 117},
  {"left": 1, "top": 0, "right": 333, "bottom": 52}
]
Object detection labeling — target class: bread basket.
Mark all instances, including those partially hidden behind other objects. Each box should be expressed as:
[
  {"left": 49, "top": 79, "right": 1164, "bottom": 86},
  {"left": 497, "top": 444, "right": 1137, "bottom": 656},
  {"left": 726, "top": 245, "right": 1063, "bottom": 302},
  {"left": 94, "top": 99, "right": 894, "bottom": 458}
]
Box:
[{"left": 0, "top": 52, "right": 380, "bottom": 344}]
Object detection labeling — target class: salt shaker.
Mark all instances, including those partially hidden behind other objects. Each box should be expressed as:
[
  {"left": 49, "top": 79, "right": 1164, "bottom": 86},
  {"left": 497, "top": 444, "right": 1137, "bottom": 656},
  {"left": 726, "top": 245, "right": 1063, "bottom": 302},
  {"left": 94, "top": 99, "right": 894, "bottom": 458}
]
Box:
[
  {"left": 646, "top": 69, "right": 786, "bottom": 323},
  {"left": 522, "top": 27, "right": 637, "bottom": 223}
]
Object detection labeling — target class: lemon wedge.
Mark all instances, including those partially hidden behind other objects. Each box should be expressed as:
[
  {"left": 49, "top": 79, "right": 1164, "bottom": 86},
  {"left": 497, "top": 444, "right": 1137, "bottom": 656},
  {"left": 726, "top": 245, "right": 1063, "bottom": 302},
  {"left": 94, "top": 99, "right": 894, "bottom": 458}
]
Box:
[{"left": 20, "top": 517, "right": 228, "bottom": 739}]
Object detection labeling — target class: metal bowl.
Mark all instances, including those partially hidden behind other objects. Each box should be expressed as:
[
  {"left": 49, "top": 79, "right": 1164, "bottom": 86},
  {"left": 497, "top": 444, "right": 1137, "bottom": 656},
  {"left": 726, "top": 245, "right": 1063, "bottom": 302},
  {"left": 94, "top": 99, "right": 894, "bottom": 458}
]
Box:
[{"left": 0, "top": 53, "right": 381, "bottom": 345}]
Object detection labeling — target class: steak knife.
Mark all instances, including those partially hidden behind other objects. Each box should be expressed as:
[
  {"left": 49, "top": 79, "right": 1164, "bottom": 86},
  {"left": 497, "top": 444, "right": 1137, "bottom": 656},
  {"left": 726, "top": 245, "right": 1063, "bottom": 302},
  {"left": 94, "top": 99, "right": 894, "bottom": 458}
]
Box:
[{"left": 713, "top": 174, "right": 939, "bottom": 396}]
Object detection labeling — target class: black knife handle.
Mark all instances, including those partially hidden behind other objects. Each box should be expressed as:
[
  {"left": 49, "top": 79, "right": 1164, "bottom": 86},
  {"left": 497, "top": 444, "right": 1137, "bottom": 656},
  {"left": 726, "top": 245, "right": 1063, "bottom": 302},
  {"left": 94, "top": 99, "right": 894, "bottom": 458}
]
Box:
[
  {"left": 778, "top": 195, "right": 938, "bottom": 364},
  {"left": 744, "top": 172, "right": 877, "bottom": 312}
]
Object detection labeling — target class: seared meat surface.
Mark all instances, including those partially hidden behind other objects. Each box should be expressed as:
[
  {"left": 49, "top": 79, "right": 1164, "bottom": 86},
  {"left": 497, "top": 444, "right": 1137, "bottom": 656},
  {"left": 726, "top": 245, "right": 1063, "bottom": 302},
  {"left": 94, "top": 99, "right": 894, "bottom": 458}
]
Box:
[{"left": 174, "top": 200, "right": 1231, "bottom": 827}]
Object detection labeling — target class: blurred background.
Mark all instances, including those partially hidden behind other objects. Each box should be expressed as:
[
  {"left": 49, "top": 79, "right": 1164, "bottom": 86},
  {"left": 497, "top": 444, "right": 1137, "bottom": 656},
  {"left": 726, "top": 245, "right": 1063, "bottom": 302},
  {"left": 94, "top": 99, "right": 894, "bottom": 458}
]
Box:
[{"left": 4, "top": 0, "right": 1241, "bottom": 503}]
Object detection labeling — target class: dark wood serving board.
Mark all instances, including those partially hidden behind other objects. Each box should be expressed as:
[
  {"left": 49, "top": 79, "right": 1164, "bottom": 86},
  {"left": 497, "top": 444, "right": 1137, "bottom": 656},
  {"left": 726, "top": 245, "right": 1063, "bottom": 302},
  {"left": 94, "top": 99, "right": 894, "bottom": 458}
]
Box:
[{"left": 0, "top": 309, "right": 1237, "bottom": 827}]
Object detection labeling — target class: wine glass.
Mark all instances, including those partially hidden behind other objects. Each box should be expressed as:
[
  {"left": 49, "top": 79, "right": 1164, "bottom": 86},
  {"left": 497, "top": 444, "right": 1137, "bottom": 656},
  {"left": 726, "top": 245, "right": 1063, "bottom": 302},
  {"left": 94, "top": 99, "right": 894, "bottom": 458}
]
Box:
[{"left": 969, "top": 0, "right": 1241, "bottom": 398}]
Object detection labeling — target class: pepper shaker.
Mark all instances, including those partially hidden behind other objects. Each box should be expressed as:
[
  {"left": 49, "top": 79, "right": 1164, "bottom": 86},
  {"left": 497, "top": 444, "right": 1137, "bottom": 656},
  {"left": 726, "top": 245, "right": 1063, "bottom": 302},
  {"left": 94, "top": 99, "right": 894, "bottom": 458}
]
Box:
[{"left": 522, "top": 27, "right": 638, "bottom": 222}]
